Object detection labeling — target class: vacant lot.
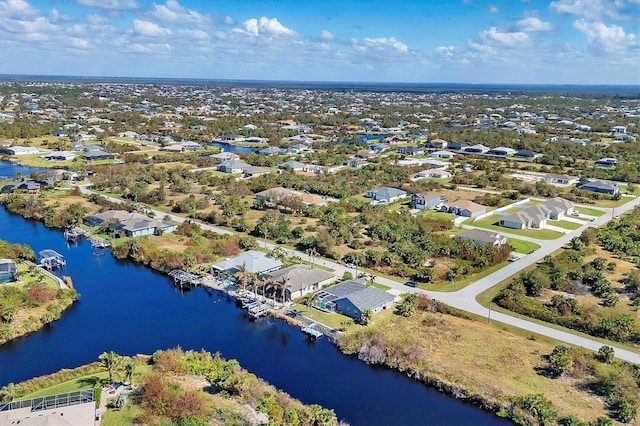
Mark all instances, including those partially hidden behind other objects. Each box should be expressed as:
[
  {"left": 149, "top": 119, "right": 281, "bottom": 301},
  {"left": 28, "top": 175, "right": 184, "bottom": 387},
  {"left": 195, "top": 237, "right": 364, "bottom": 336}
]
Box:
[{"left": 468, "top": 215, "right": 565, "bottom": 240}]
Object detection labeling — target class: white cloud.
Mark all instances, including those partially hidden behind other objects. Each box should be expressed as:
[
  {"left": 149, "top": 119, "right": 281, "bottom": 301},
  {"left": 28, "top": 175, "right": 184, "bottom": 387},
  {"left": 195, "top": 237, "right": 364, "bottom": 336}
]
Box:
[
  {"left": 86, "top": 14, "right": 109, "bottom": 26},
  {"left": 320, "top": 29, "right": 334, "bottom": 40},
  {"left": 0, "top": 0, "right": 38, "bottom": 19},
  {"left": 76, "top": 0, "right": 139, "bottom": 10},
  {"left": 489, "top": 4, "right": 499, "bottom": 13},
  {"left": 223, "top": 16, "right": 235, "bottom": 25},
  {"left": 515, "top": 17, "right": 554, "bottom": 32},
  {"left": 479, "top": 27, "right": 528, "bottom": 46},
  {"left": 147, "top": 0, "right": 210, "bottom": 26},
  {"left": 235, "top": 17, "right": 296, "bottom": 37},
  {"left": 132, "top": 19, "right": 172, "bottom": 37},
  {"left": 69, "top": 37, "right": 90, "bottom": 49},
  {"left": 178, "top": 29, "right": 209, "bottom": 40},
  {"left": 573, "top": 19, "right": 639, "bottom": 54},
  {"left": 49, "top": 9, "right": 75, "bottom": 23},
  {"left": 363, "top": 36, "right": 408, "bottom": 52},
  {"left": 550, "top": 0, "right": 635, "bottom": 20}
]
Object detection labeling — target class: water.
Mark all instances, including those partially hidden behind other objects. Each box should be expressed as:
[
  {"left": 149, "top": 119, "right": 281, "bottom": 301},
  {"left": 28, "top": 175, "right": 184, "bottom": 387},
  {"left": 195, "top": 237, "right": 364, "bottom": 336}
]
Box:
[
  {"left": 209, "top": 142, "right": 257, "bottom": 154},
  {"left": 0, "top": 169, "right": 509, "bottom": 425},
  {"left": 0, "top": 161, "right": 51, "bottom": 180}
]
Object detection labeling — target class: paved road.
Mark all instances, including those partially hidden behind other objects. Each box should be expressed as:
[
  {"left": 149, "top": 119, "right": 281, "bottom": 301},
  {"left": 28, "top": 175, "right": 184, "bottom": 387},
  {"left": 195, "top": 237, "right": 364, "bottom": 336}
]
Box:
[{"left": 79, "top": 185, "right": 640, "bottom": 363}]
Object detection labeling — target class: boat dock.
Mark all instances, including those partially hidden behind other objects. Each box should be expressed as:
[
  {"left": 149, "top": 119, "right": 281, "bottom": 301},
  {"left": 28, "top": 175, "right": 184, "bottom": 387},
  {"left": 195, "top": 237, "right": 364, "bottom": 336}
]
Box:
[
  {"left": 88, "top": 236, "right": 111, "bottom": 249},
  {"left": 38, "top": 249, "right": 66, "bottom": 270},
  {"left": 302, "top": 322, "right": 324, "bottom": 339},
  {"left": 168, "top": 270, "right": 203, "bottom": 288},
  {"left": 64, "top": 227, "right": 86, "bottom": 241}
]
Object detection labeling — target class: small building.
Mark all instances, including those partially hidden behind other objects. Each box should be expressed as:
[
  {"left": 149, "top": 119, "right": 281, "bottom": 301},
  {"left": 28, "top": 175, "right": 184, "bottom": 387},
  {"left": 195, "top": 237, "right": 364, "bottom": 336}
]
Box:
[
  {"left": 217, "top": 160, "right": 250, "bottom": 174},
  {"left": 0, "top": 146, "right": 40, "bottom": 155},
  {"left": 365, "top": 187, "right": 409, "bottom": 203},
  {"left": 43, "top": 151, "right": 76, "bottom": 161},
  {"left": 212, "top": 250, "right": 283, "bottom": 275},
  {"left": 417, "top": 169, "right": 452, "bottom": 179},
  {"left": 313, "top": 279, "right": 397, "bottom": 321},
  {"left": 210, "top": 152, "right": 240, "bottom": 163},
  {"left": 257, "top": 146, "right": 286, "bottom": 156},
  {"left": 595, "top": 157, "right": 618, "bottom": 168},
  {"left": 487, "top": 147, "right": 516, "bottom": 157},
  {"left": 578, "top": 180, "right": 619, "bottom": 195},
  {"left": 83, "top": 150, "right": 114, "bottom": 161},
  {"left": 457, "top": 229, "right": 507, "bottom": 247},
  {"left": 428, "top": 139, "right": 448, "bottom": 149},
  {"left": 447, "top": 142, "right": 469, "bottom": 151},
  {"left": 611, "top": 126, "right": 627, "bottom": 134},
  {"left": 445, "top": 200, "right": 486, "bottom": 217},
  {"left": 430, "top": 150, "right": 455, "bottom": 159},
  {"left": 542, "top": 173, "right": 578, "bottom": 185},
  {"left": 396, "top": 146, "right": 425, "bottom": 156},
  {"left": 278, "top": 161, "right": 306, "bottom": 171},
  {"left": 411, "top": 192, "right": 444, "bottom": 210},
  {"left": 514, "top": 149, "right": 542, "bottom": 160},
  {"left": 261, "top": 265, "right": 335, "bottom": 300},
  {"left": 463, "top": 144, "right": 490, "bottom": 154},
  {"left": 180, "top": 141, "right": 202, "bottom": 150},
  {"left": 498, "top": 197, "right": 574, "bottom": 229},
  {"left": 118, "top": 131, "right": 139, "bottom": 138},
  {"left": 255, "top": 187, "right": 300, "bottom": 204},
  {"left": 83, "top": 210, "right": 176, "bottom": 237},
  {"left": 0, "top": 259, "right": 17, "bottom": 284}
]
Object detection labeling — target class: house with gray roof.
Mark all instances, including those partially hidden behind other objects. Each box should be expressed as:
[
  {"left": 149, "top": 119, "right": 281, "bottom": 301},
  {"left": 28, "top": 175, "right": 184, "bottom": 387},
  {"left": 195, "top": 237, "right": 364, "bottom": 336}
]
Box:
[
  {"left": 212, "top": 250, "right": 283, "bottom": 275},
  {"left": 365, "top": 186, "right": 409, "bottom": 203},
  {"left": 261, "top": 265, "right": 334, "bottom": 300},
  {"left": 313, "top": 279, "right": 397, "bottom": 321},
  {"left": 257, "top": 146, "right": 287, "bottom": 156},
  {"left": 457, "top": 229, "right": 507, "bottom": 247},
  {"left": 83, "top": 210, "right": 176, "bottom": 237},
  {"left": 278, "top": 161, "right": 306, "bottom": 171},
  {"left": 578, "top": 180, "right": 619, "bottom": 195},
  {"left": 217, "top": 159, "right": 250, "bottom": 174},
  {"left": 83, "top": 150, "right": 114, "bottom": 161},
  {"left": 499, "top": 197, "right": 574, "bottom": 230}
]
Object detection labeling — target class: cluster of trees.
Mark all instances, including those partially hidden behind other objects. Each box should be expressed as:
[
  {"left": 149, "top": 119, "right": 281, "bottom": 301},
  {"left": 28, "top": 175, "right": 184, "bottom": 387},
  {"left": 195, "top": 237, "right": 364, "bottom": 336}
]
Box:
[
  {"left": 597, "top": 207, "right": 640, "bottom": 265},
  {"left": 495, "top": 230, "right": 640, "bottom": 344},
  {"left": 144, "top": 348, "right": 339, "bottom": 425},
  {"left": 541, "top": 344, "right": 639, "bottom": 423}
]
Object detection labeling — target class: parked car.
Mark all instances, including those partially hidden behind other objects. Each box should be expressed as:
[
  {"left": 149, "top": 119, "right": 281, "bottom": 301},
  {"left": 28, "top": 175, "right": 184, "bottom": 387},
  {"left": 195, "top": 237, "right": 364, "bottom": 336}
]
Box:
[
  {"left": 404, "top": 280, "right": 418, "bottom": 287},
  {"left": 345, "top": 263, "right": 356, "bottom": 268}
]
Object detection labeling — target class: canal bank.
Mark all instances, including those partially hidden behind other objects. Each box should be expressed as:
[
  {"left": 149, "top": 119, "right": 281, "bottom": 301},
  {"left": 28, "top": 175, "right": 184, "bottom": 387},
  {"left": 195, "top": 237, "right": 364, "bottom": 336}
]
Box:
[{"left": 0, "top": 210, "right": 508, "bottom": 425}]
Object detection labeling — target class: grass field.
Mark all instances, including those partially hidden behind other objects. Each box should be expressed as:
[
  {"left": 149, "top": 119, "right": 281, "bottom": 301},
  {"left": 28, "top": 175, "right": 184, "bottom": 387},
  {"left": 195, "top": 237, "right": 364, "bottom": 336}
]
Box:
[
  {"left": 552, "top": 220, "right": 582, "bottom": 230},
  {"left": 575, "top": 206, "right": 605, "bottom": 217},
  {"left": 421, "top": 262, "right": 508, "bottom": 292},
  {"left": 507, "top": 238, "right": 541, "bottom": 254},
  {"left": 467, "top": 216, "right": 565, "bottom": 240},
  {"left": 291, "top": 303, "right": 354, "bottom": 329}
]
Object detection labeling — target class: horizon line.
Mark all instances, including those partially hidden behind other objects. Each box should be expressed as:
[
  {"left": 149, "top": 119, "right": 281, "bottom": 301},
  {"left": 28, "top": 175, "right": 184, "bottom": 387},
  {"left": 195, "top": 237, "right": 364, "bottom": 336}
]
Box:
[{"left": 1, "top": 73, "right": 639, "bottom": 90}]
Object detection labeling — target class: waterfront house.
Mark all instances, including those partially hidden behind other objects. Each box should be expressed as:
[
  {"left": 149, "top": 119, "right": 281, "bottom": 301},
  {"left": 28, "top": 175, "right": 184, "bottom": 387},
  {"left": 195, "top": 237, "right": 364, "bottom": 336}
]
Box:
[
  {"left": 0, "top": 259, "right": 17, "bottom": 284},
  {"left": 210, "top": 152, "right": 240, "bottom": 163},
  {"left": 217, "top": 160, "right": 250, "bottom": 174},
  {"left": 498, "top": 197, "right": 574, "bottom": 230},
  {"left": 257, "top": 146, "right": 287, "bottom": 156},
  {"left": 83, "top": 210, "right": 176, "bottom": 237},
  {"left": 411, "top": 192, "right": 444, "bottom": 210},
  {"left": 365, "top": 187, "right": 409, "bottom": 203},
  {"left": 445, "top": 200, "right": 485, "bottom": 217},
  {"left": 212, "top": 250, "right": 283, "bottom": 275},
  {"left": 0, "top": 146, "right": 40, "bottom": 155},
  {"left": 261, "top": 265, "right": 335, "bottom": 300},
  {"left": 43, "top": 151, "right": 76, "bottom": 161},
  {"left": 578, "top": 180, "right": 619, "bottom": 195},
  {"left": 313, "top": 279, "right": 397, "bottom": 321},
  {"left": 456, "top": 229, "right": 507, "bottom": 247}
]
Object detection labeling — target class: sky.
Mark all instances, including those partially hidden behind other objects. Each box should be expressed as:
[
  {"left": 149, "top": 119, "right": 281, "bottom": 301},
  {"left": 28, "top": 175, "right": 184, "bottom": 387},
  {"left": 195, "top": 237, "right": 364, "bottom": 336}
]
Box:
[{"left": 1, "top": 0, "right": 639, "bottom": 85}]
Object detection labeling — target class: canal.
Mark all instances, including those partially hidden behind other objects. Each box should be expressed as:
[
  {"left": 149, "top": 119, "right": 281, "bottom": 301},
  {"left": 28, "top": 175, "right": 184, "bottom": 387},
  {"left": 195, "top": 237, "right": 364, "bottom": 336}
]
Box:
[{"left": 0, "top": 163, "right": 508, "bottom": 425}]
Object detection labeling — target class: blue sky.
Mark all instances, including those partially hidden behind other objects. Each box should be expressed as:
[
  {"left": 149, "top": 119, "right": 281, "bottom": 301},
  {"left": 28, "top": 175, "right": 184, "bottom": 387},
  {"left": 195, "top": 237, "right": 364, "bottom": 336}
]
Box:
[{"left": 1, "top": 0, "right": 639, "bottom": 84}]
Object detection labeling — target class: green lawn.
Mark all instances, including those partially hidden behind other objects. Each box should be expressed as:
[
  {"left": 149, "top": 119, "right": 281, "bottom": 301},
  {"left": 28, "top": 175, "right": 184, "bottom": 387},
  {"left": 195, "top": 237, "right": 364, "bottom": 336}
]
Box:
[
  {"left": 420, "top": 262, "right": 509, "bottom": 292},
  {"left": 507, "top": 238, "right": 541, "bottom": 254},
  {"left": 420, "top": 211, "right": 456, "bottom": 221},
  {"left": 291, "top": 303, "right": 354, "bottom": 329},
  {"left": 503, "top": 207, "right": 524, "bottom": 214},
  {"left": 552, "top": 220, "right": 583, "bottom": 230},
  {"left": 467, "top": 215, "right": 565, "bottom": 240},
  {"left": 576, "top": 206, "right": 606, "bottom": 217},
  {"left": 102, "top": 403, "right": 141, "bottom": 426},
  {"left": 370, "top": 281, "right": 391, "bottom": 291},
  {"left": 24, "top": 373, "right": 109, "bottom": 398},
  {"left": 521, "top": 200, "right": 541, "bottom": 206}
]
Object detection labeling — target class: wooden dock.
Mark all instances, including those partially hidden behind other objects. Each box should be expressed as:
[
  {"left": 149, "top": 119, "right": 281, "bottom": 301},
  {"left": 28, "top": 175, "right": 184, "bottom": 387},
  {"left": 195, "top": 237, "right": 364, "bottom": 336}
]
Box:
[
  {"left": 64, "top": 227, "right": 86, "bottom": 241},
  {"left": 38, "top": 249, "right": 66, "bottom": 270},
  {"left": 302, "top": 322, "right": 323, "bottom": 339}
]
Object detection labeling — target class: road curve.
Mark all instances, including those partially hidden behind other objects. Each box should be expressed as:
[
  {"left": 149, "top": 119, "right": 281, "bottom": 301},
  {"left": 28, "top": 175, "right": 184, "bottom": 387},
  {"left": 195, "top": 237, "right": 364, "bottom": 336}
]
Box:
[{"left": 78, "top": 185, "right": 640, "bottom": 363}]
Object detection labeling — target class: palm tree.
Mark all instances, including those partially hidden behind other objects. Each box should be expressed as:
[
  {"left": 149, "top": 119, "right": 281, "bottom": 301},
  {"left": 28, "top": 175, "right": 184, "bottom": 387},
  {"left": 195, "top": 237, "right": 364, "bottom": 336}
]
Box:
[
  {"left": 234, "top": 262, "right": 253, "bottom": 292},
  {"left": 99, "top": 351, "right": 123, "bottom": 383},
  {"left": 307, "top": 247, "right": 319, "bottom": 268},
  {"left": 278, "top": 276, "right": 290, "bottom": 304},
  {"left": 1, "top": 383, "right": 17, "bottom": 402},
  {"left": 123, "top": 360, "right": 135, "bottom": 385}
]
